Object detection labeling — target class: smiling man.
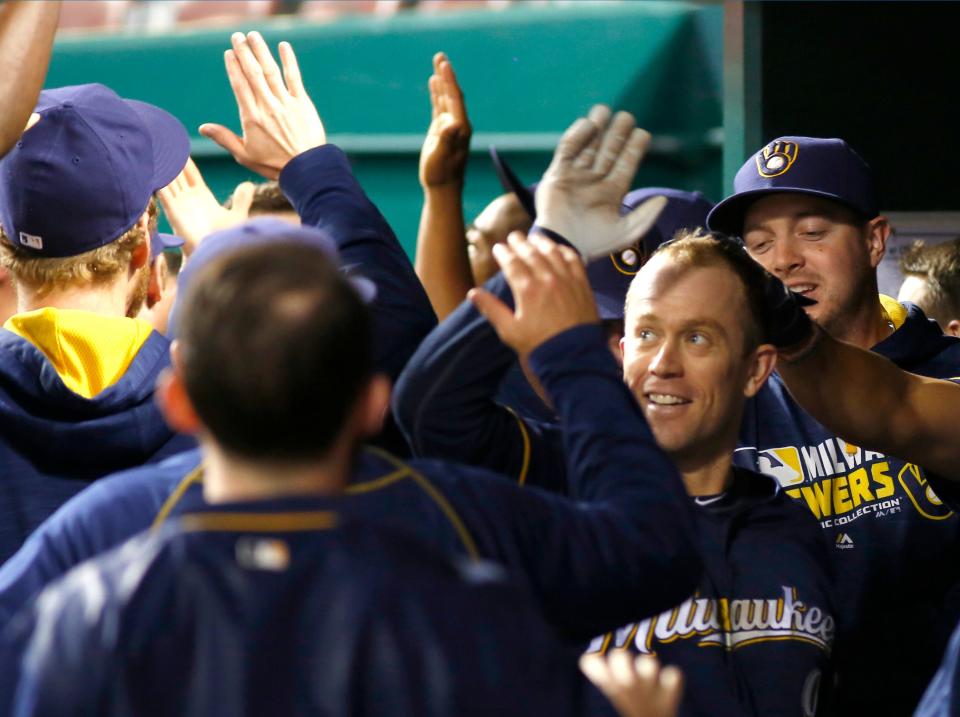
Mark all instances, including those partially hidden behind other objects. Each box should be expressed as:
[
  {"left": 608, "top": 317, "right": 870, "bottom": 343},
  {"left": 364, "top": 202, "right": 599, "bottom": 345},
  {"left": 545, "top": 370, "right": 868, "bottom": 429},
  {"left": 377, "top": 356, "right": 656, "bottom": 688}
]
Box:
[
  {"left": 569, "top": 230, "right": 835, "bottom": 717},
  {"left": 708, "top": 136, "right": 960, "bottom": 716}
]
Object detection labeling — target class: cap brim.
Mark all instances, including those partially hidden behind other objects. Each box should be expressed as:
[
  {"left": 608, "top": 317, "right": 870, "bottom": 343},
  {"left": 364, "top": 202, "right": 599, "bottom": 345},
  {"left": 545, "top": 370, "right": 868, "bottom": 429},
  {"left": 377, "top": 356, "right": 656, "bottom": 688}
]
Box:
[
  {"left": 489, "top": 147, "right": 536, "bottom": 219},
  {"left": 707, "top": 187, "right": 872, "bottom": 237},
  {"left": 125, "top": 99, "right": 190, "bottom": 192}
]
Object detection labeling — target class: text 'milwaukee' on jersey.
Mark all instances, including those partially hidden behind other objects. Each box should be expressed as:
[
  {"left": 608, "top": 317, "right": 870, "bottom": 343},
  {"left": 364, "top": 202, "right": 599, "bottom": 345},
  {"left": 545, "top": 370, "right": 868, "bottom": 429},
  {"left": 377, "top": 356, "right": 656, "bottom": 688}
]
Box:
[
  {"left": 735, "top": 298, "right": 960, "bottom": 716},
  {"left": 584, "top": 469, "right": 836, "bottom": 717}
]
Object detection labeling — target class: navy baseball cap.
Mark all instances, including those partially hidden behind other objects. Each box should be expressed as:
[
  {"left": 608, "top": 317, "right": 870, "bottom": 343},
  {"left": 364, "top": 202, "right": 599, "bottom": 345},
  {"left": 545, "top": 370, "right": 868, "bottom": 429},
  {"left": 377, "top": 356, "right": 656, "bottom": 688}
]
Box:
[
  {"left": 707, "top": 136, "right": 879, "bottom": 237},
  {"left": 0, "top": 83, "right": 190, "bottom": 258},
  {"left": 587, "top": 188, "right": 715, "bottom": 319},
  {"left": 150, "top": 232, "right": 184, "bottom": 260},
  {"left": 169, "top": 218, "right": 376, "bottom": 338}
]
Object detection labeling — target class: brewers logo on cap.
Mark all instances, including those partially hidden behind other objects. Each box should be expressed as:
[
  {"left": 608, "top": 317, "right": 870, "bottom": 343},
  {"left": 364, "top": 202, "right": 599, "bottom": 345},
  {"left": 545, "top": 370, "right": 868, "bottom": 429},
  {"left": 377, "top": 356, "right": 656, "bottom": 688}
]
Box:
[
  {"left": 756, "top": 140, "right": 799, "bottom": 178},
  {"left": 610, "top": 242, "right": 644, "bottom": 275}
]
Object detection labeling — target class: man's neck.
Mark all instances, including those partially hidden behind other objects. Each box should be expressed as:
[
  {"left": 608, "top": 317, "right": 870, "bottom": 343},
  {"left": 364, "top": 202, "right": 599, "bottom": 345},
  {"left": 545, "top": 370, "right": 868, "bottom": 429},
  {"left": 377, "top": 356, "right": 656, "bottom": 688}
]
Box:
[
  {"left": 676, "top": 451, "right": 735, "bottom": 498},
  {"left": 825, "top": 292, "right": 893, "bottom": 350},
  {"left": 16, "top": 280, "right": 130, "bottom": 317},
  {"left": 202, "top": 440, "right": 354, "bottom": 505}
]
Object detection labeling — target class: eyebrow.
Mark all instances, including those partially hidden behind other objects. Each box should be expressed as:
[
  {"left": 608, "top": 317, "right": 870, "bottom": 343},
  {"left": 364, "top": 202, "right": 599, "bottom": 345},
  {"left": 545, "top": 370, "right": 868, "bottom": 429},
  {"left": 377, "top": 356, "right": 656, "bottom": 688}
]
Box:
[{"left": 631, "top": 313, "right": 730, "bottom": 336}]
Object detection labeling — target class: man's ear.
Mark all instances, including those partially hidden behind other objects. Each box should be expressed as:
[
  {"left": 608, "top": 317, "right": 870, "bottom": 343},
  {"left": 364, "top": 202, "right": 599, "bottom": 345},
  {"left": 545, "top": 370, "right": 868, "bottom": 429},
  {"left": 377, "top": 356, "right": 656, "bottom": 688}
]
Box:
[
  {"left": 865, "top": 216, "right": 891, "bottom": 269},
  {"left": 155, "top": 342, "right": 201, "bottom": 435},
  {"left": 947, "top": 319, "right": 960, "bottom": 338},
  {"left": 743, "top": 343, "right": 778, "bottom": 399},
  {"left": 146, "top": 257, "right": 165, "bottom": 308},
  {"left": 356, "top": 374, "right": 392, "bottom": 438},
  {"left": 130, "top": 212, "right": 152, "bottom": 272}
]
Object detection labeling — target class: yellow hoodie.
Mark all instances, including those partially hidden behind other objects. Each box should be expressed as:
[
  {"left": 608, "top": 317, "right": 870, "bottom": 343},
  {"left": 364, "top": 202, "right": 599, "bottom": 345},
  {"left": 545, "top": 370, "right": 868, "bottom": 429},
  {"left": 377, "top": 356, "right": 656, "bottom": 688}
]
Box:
[{"left": 5, "top": 308, "right": 153, "bottom": 399}]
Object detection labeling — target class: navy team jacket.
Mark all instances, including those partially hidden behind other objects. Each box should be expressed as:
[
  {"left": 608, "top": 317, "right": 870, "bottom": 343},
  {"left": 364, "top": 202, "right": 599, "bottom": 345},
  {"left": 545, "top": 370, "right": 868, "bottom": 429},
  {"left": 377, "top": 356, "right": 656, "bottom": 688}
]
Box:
[
  {"left": 10, "top": 513, "right": 602, "bottom": 717},
  {"left": 0, "top": 329, "right": 195, "bottom": 564},
  {"left": 393, "top": 270, "right": 571, "bottom": 492},
  {"left": 735, "top": 301, "right": 960, "bottom": 716},
  {"left": 0, "top": 324, "right": 700, "bottom": 643},
  {"left": 584, "top": 468, "right": 836, "bottom": 717}
]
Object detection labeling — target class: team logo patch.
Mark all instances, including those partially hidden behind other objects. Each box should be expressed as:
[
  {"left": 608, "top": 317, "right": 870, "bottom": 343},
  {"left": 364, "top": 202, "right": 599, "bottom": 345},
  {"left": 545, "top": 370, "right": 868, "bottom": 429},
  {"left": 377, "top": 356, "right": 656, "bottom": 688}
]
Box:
[
  {"left": 610, "top": 242, "right": 644, "bottom": 276},
  {"left": 756, "top": 140, "right": 799, "bottom": 178},
  {"left": 898, "top": 463, "right": 954, "bottom": 520},
  {"left": 757, "top": 446, "right": 804, "bottom": 487}
]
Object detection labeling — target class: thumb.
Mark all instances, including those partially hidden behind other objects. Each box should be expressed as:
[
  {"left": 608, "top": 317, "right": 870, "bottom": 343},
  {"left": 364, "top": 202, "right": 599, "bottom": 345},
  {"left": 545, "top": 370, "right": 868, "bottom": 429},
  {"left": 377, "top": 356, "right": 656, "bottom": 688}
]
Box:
[
  {"left": 199, "top": 123, "right": 245, "bottom": 159},
  {"left": 469, "top": 288, "right": 516, "bottom": 341},
  {"left": 620, "top": 194, "right": 667, "bottom": 249},
  {"left": 229, "top": 182, "right": 256, "bottom": 218}
]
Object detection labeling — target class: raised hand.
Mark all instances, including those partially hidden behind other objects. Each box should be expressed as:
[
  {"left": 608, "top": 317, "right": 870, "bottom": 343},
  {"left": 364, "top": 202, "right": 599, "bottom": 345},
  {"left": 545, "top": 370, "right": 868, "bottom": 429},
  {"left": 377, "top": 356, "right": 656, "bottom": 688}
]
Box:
[
  {"left": 535, "top": 104, "right": 666, "bottom": 260},
  {"left": 419, "top": 52, "right": 472, "bottom": 189},
  {"left": 200, "top": 31, "right": 326, "bottom": 180},
  {"left": 469, "top": 232, "right": 598, "bottom": 357},
  {"left": 157, "top": 158, "right": 255, "bottom": 255},
  {"left": 580, "top": 652, "right": 684, "bottom": 717}
]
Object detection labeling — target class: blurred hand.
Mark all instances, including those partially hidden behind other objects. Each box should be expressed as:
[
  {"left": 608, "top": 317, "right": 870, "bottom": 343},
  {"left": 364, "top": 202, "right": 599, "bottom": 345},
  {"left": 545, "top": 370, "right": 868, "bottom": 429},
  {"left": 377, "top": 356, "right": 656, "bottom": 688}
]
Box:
[
  {"left": 536, "top": 105, "right": 666, "bottom": 261},
  {"left": 157, "top": 158, "right": 255, "bottom": 255},
  {"left": 580, "top": 652, "right": 684, "bottom": 717},
  {"left": 419, "top": 52, "right": 472, "bottom": 189},
  {"left": 200, "top": 31, "right": 326, "bottom": 180},
  {"left": 469, "top": 232, "right": 598, "bottom": 356}
]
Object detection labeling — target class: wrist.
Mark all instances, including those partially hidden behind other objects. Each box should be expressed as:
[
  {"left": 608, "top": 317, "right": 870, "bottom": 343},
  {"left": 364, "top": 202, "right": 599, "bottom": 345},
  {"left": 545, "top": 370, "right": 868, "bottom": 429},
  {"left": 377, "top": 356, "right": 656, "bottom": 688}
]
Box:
[
  {"left": 423, "top": 180, "right": 465, "bottom": 196},
  {"left": 779, "top": 323, "right": 823, "bottom": 364}
]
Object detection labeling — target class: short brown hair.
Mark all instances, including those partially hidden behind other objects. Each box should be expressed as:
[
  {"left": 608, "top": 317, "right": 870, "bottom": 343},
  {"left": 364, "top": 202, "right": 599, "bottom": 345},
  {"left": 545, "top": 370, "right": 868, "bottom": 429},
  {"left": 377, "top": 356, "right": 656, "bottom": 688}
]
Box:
[
  {"left": 224, "top": 181, "right": 294, "bottom": 216},
  {"left": 0, "top": 198, "right": 156, "bottom": 298},
  {"left": 899, "top": 239, "right": 960, "bottom": 323},
  {"left": 632, "top": 228, "right": 771, "bottom": 351}
]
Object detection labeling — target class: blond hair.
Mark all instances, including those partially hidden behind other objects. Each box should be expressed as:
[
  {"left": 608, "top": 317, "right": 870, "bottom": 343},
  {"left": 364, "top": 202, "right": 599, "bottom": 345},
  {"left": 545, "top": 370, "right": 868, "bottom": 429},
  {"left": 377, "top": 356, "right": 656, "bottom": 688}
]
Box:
[{"left": 0, "top": 198, "right": 157, "bottom": 298}]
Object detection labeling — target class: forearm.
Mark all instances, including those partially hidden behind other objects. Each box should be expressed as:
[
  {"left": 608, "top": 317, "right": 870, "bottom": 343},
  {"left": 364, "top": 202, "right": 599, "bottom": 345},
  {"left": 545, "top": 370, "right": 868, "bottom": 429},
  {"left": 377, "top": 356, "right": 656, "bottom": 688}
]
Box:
[
  {"left": 414, "top": 185, "right": 474, "bottom": 320},
  {"left": 0, "top": 1, "right": 60, "bottom": 157},
  {"left": 280, "top": 146, "right": 437, "bottom": 380},
  {"left": 778, "top": 330, "right": 960, "bottom": 479}
]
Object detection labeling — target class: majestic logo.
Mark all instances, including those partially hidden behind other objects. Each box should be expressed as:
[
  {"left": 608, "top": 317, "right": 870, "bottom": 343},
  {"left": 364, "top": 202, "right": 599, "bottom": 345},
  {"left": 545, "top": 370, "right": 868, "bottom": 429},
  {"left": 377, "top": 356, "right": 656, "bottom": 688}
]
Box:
[
  {"left": 756, "top": 140, "right": 799, "bottom": 178},
  {"left": 588, "top": 586, "right": 834, "bottom": 656},
  {"left": 757, "top": 447, "right": 804, "bottom": 487},
  {"left": 835, "top": 533, "right": 854, "bottom": 550},
  {"left": 610, "top": 242, "right": 644, "bottom": 276}
]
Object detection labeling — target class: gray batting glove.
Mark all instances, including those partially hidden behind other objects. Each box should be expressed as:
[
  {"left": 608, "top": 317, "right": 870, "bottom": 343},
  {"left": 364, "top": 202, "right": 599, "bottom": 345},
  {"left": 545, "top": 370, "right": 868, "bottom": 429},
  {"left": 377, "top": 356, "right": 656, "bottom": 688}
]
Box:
[{"left": 534, "top": 104, "right": 667, "bottom": 261}]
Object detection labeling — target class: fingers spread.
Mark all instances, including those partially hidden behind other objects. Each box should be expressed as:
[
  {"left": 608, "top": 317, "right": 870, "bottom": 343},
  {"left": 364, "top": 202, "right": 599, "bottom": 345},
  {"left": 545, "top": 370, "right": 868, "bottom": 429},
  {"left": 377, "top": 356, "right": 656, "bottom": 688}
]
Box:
[
  {"left": 246, "top": 31, "right": 288, "bottom": 98},
  {"left": 554, "top": 116, "right": 600, "bottom": 165},
  {"left": 231, "top": 31, "right": 275, "bottom": 105},
  {"left": 198, "top": 123, "right": 245, "bottom": 159},
  {"left": 594, "top": 110, "right": 636, "bottom": 175},
  {"left": 607, "top": 126, "right": 651, "bottom": 188},
  {"left": 224, "top": 49, "right": 258, "bottom": 120},
  {"left": 278, "top": 41, "right": 307, "bottom": 98}
]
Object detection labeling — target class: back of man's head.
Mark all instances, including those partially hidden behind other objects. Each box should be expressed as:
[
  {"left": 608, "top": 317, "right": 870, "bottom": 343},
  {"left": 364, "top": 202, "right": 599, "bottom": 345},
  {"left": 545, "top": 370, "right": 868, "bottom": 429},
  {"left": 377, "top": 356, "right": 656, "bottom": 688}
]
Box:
[
  {"left": 899, "top": 239, "right": 960, "bottom": 334},
  {"left": 177, "top": 242, "right": 372, "bottom": 463}
]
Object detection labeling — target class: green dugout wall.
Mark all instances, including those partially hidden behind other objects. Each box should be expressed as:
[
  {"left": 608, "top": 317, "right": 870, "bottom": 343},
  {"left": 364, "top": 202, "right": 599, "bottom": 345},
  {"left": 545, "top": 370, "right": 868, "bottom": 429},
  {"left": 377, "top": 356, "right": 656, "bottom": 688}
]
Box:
[{"left": 45, "top": 1, "right": 723, "bottom": 256}]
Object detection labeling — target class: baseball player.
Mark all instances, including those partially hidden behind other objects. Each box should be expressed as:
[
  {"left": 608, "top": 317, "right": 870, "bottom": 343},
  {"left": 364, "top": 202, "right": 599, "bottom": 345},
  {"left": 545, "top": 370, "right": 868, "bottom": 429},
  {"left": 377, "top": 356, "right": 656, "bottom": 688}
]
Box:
[
  {"left": 707, "top": 136, "right": 960, "bottom": 715},
  {"left": 0, "top": 83, "right": 196, "bottom": 561},
  {"left": 8, "top": 240, "right": 611, "bottom": 717}
]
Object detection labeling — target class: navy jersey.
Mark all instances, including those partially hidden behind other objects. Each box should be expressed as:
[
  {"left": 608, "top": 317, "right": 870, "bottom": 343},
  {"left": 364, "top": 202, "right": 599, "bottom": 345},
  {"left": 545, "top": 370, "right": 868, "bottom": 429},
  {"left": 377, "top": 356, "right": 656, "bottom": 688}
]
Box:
[
  {"left": 0, "top": 328, "right": 195, "bottom": 564},
  {"left": 394, "top": 270, "right": 570, "bottom": 492},
  {"left": 735, "top": 299, "right": 960, "bottom": 715},
  {"left": 11, "top": 510, "right": 602, "bottom": 717},
  {"left": 585, "top": 469, "right": 836, "bottom": 717},
  {"left": 0, "top": 324, "right": 700, "bottom": 642}
]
